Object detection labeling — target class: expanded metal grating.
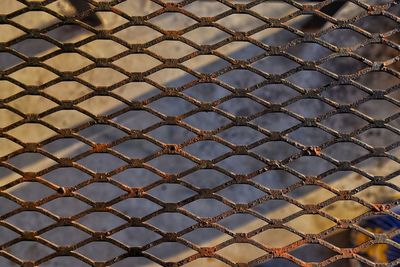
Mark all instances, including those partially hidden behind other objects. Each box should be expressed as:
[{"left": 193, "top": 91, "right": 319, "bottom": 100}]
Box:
[{"left": 0, "top": 0, "right": 400, "bottom": 266}]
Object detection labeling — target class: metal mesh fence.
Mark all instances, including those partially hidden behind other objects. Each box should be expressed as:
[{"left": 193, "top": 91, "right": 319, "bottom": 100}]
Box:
[{"left": 0, "top": 0, "right": 400, "bottom": 266}]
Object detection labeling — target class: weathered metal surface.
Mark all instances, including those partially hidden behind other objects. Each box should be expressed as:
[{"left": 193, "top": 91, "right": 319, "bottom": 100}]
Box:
[{"left": 0, "top": 0, "right": 399, "bottom": 266}]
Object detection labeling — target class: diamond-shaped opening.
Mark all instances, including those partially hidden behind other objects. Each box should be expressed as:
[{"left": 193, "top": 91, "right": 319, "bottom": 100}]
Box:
[
  {"left": 6, "top": 182, "right": 54, "bottom": 202},
  {"left": 0, "top": 168, "right": 21, "bottom": 189},
  {"left": 112, "top": 168, "right": 161, "bottom": 187},
  {"left": 147, "top": 68, "right": 196, "bottom": 88},
  {"left": 322, "top": 113, "right": 368, "bottom": 134},
  {"left": 0, "top": 138, "right": 22, "bottom": 158},
  {"left": 113, "top": 139, "right": 160, "bottom": 158},
  {"left": 77, "top": 153, "right": 126, "bottom": 173},
  {"left": 323, "top": 142, "right": 369, "bottom": 162},
  {"left": 184, "top": 199, "right": 230, "bottom": 217},
  {"left": 217, "top": 243, "right": 265, "bottom": 263},
  {"left": 112, "top": 82, "right": 160, "bottom": 102},
  {"left": 77, "top": 96, "right": 127, "bottom": 116},
  {"left": 325, "top": 229, "right": 368, "bottom": 249},
  {"left": 78, "top": 182, "right": 126, "bottom": 202},
  {"left": 183, "top": 1, "right": 230, "bottom": 17},
  {"left": 217, "top": 155, "right": 265, "bottom": 175},
  {"left": 115, "top": 26, "right": 162, "bottom": 44},
  {"left": 147, "top": 212, "right": 196, "bottom": 232},
  {"left": 149, "top": 41, "right": 197, "bottom": 59},
  {"left": 44, "top": 81, "right": 92, "bottom": 101},
  {"left": 358, "top": 213, "right": 400, "bottom": 233},
  {"left": 149, "top": 12, "right": 197, "bottom": 31},
  {"left": 7, "top": 152, "right": 56, "bottom": 172},
  {"left": 321, "top": 84, "right": 368, "bottom": 105},
  {"left": 112, "top": 227, "right": 161, "bottom": 247},
  {"left": 356, "top": 185, "right": 400, "bottom": 204},
  {"left": 287, "top": 42, "right": 332, "bottom": 61},
  {"left": 0, "top": 226, "right": 19, "bottom": 245},
  {"left": 321, "top": 28, "right": 366, "bottom": 47},
  {"left": 218, "top": 126, "right": 265, "bottom": 145},
  {"left": 251, "top": 2, "right": 298, "bottom": 18},
  {"left": 79, "top": 39, "right": 127, "bottom": 58},
  {"left": 149, "top": 125, "right": 195, "bottom": 144},
  {"left": 43, "top": 167, "right": 91, "bottom": 187},
  {"left": 183, "top": 27, "right": 230, "bottom": 46},
  {"left": 182, "top": 55, "right": 229, "bottom": 74},
  {"left": 252, "top": 228, "right": 302, "bottom": 248},
  {"left": 0, "top": 24, "right": 25, "bottom": 43},
  {"left": 355, "top": 15, "right": 398, "bottom": 33},
  {"left": 356, "top": 43, "right": 399, "bottom": 62},
  {"left": 252, "top": 28, "right": 298, "bottom": 46},
  {"left": 113, "top": 110, "right": 161, "bottom": 130},
  {"left": 115, "top": 0, "right": 161, "bottom": 16},
  {"left": 253, "top": 56, "right": 299, "bottom": 75},
  {"left": 6, "top": 241, "right": 54, "bottom": 261},
  {"left": 289, "top": 244, "right": 337, "bottom": 262},
  {"left": 44, "top": 53, "right": 92, "bottom": 72},
  {"left": 288, "top": 99, "right": 334, "bottom": 118},
  {"left": 218, "top": 98, "right": 265, "bottom": 117},
  {"left": 148, "top": 155, "right": 196, "bottom": 174},
  {"left": 322, "top": 171, "right": 369, "bottom": 191},
  {"left": 252, "top": 141, "right": 299, "bottom": 160},
  {"left": 358, "top": 243, "right": 400, "bottom": 263},
  {"left": 43, "top": 138, "right": 90, "bottom": 158},
  {"left": 252, "top": 113, "right": 299, "bottom": 132},
  {"left": 183, "top": 112, "right": 230, "bottom": 131},
  {"left": 321, "top": 56, "right": 367, "bottom": 75},
  {"left": 78, "top": 212, "right": 126, "bottom": 231},
  {"left": 217, "top": 184, "right": 265, "bottom": 204},
  {"left": 6, "top": 211, "right": 54, "bottom": 231},
  {"left": 357, "top": 128, "right": 398, "bottom": 147},
  {"left": 0, "top": 109, "right": 22, "bottom": 128},
  {"left": 322, "top": 200, "right": 369, "bottom": 220},
  {"left": 113, "top": 198, "right": 161, "bottom": 218},
  {"left": 42, "top": 110, "right": 92, "bottom": 129},
  {"left": 0, "top": 52, "right": 23, "bottom": 70},
  {"left": 357, "top": 100, "right": 399, "bottom": 120},
  {"left": 253, "top": 200, "right": 302, "bottom": 220},
  {"left": 0, "top": 0, "right": 25, "bottom": 15},
  {"left": 364, "top": 157, "right": 395, "bottom": 177},
  {"left": 146, "top": 242, "right": 197, "bottom": 262},
  {"left": 148, "top": 97, "right": 196, "bottom": 116},
  {"left": 218, "top": 213, "right": 267, "bottom": 232},
  {"left": 286, "top": 70, "right": 333, "bottom": 89},
  {"left": 218, "top": 69, "right": 264, "bottom": 88},
  {"left": 251, "top": 84, "right": 300, "bottom": 104},
  {"left": 8, "top": 123, "right": 54, "bottom": 144},
  {"left": 217, "top": 14, "right": 264, "bottom": 32},
  {"left": 113, "top": 54, "right": 161, "bottom": 72},
  {"left": 148, "top": 183, "right": 196, "bottom": 202},
  {"left": 79, "top": 68, "right": 127, "bottom": 87},
  {"left": 183, "top": 169, "right": 231, "bottom": 189},
  {"left": 184, "top": 141, "right": 231, "bottom": 160},
  {"left": 79, "top": 124, "right": 127, "bottom": 143},
  {"left": 86, "top": 11, "right": 128, "bottom": 30},
  {"left": 288, "top": 156, "right": 335, "bottom": 176},
  {"left": 0, "top": 81, "right": 23, "bottom": 99},
  {"left": 183, "top": 83, "right": 230, "bottom": 102},
  {"left": 41, "top": 226, "right": 90, "bottom": 246},
  {"left": 183, "top": 228, "right": 231, "bottom": 247},
  {"left": 12, "top": 11, "right": 59, "bottom": 29},
  {"left": 9, "top": 67, "right": 58, "bottom": 86},
  {"left": 40, "top": 257, "right": 90, "bottom": 267},
  {"left": 253, "top": 170, "right": 300, "bottom": 189},
  {"left": 75, "top": 241, "right": 125, "bottom": 261},
  {"left": 217, "top": 42, "right": 264, "bottom": 60},
  {"left": 285, "top": 214, "right": 336, "bottom": 234},
  {"left": 11, "top": 38, "right": 57, "bottom": 57},
  {"left": 287, "top": 185, "right": 336, "bottom": 205},
  {"left": 46, "top": 25, "right": 93, "bottom": 44},
  {"left": 41, "top": 197, "right": 90, "bottom": 217},
  {"left": 357, "top": 71, "right": 400, "bottom": 91}
]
